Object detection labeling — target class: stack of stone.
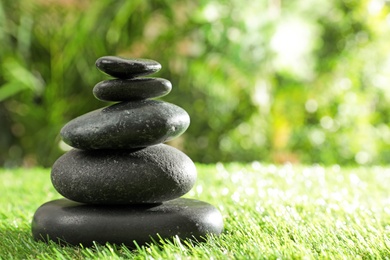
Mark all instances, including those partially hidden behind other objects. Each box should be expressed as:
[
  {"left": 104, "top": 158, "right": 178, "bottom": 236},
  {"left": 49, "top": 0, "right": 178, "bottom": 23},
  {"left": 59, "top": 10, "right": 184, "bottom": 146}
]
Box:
[{"left": 32, "top": 56, "right": 223, "bottom": 247}]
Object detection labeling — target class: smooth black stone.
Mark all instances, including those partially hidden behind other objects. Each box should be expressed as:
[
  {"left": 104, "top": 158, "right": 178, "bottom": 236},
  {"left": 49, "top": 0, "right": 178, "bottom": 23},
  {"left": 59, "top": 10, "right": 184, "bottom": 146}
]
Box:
[
  {"left": 60, "top": 100, "right": 189, "bottom": 150},
  {"left": 93, "top": 77, "right": 172, "bottom": 101},
  {"left": 96, "top": 56, "right": 161, "bottom": 78},
  {"left": 32, "top": 198, "right": 224, "bottom": 247},
  {"left": 51, "top": 144, "right": 197, "bottom": 204}
]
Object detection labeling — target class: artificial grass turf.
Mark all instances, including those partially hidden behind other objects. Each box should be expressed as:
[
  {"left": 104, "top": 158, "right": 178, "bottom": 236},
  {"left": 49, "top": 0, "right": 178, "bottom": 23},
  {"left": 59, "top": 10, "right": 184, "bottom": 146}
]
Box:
[{"left": 0, "top": 163, "right": 389, "bottom": 259}]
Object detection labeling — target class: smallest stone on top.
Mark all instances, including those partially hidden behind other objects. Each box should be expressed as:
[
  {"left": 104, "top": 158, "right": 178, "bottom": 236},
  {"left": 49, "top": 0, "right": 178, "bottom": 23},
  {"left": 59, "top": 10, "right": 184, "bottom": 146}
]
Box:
[
  {"left": 93, "top": 56, "right": 171, "bottom": 102},
  {"left": 95, "top": 56, "right": 161, "bottom": 78}
]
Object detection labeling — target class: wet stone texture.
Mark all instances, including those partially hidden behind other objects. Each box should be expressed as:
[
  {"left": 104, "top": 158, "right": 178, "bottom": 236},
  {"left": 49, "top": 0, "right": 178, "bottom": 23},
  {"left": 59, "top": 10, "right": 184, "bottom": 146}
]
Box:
[{"left": 31, "top": 56, "right": 223, "bottom": 247}]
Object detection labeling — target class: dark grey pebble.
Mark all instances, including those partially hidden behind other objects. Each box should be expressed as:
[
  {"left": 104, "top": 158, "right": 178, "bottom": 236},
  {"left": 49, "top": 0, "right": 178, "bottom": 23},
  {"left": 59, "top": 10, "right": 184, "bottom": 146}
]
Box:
[
  {"left": 96, "top": 56, "right": 161, "bottom": 78},
  {"left": 51, "top": 144, "right": 197, "bottom": 204},
  {"left": 32, "top": 198, "right": 224, "bottom": 247},
  {"left": 93, "top": 77, "right": 172, "bottom": 101},
  {"left": 60, "top": 100, "right": 189, "bottom": 150}
]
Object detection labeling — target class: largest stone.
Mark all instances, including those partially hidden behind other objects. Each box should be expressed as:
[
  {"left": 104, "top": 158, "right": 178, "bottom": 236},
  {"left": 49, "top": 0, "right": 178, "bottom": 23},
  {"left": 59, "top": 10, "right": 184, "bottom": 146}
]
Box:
[
  {"left": 61, "top": 100, "right": 189, "bottom": 150},
  {"left": 51, "top": 144, "right": 197, "bottom": 204},
  {"left": 32, "top": 198, "right": 224, "bottom": 247}
]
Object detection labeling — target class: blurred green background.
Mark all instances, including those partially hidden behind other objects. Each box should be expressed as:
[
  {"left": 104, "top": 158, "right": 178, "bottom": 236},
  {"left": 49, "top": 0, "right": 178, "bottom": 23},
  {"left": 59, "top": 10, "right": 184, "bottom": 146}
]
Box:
[{"left": 1, "top": 0, "right": 390, "bottom": 167}]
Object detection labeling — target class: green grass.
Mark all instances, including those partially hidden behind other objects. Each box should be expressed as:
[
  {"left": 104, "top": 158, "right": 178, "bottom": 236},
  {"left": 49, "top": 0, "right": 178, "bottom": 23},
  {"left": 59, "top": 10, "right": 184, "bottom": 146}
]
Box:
[{"left": 1, "top": 163, "right": 390, "bottom": 259}]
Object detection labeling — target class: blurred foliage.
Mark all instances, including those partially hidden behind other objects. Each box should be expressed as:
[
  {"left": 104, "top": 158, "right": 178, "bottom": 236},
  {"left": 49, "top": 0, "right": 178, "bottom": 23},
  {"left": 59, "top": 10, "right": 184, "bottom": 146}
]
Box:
[{"left": 1, "top": 0, "right": 390, "bottom": 167}]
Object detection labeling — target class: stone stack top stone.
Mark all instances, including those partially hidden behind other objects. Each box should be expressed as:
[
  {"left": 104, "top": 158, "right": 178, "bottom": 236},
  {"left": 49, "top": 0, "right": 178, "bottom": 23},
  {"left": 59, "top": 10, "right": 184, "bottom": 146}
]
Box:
[{"left": 96, "top": 56, "right": 161, "bottom": 78}]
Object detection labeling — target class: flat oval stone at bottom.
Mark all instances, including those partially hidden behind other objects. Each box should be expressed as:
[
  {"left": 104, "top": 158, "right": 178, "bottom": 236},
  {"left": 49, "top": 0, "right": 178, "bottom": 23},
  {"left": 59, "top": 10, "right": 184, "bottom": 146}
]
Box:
[{"left": 32, "top": 198, "right": 224, "bottom": 247}]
